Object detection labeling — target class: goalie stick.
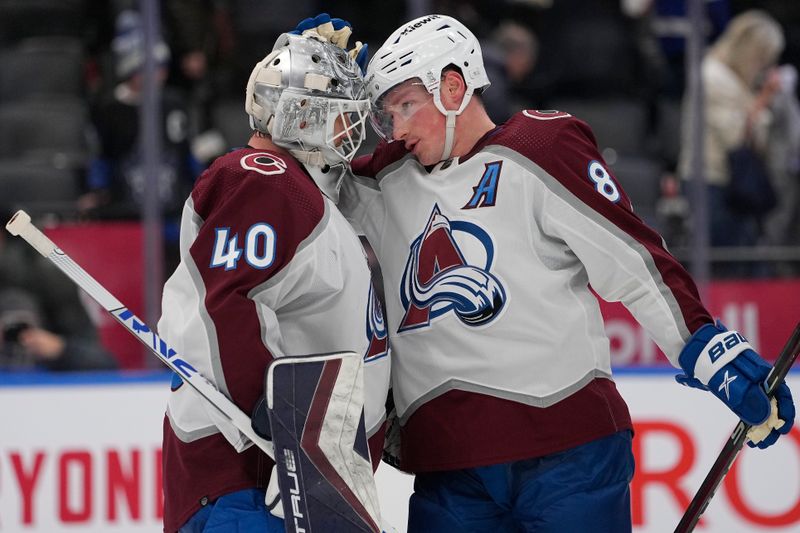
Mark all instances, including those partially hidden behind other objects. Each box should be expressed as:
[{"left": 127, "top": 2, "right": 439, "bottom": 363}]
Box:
[
  {"left": 675, "top": 321, "right": 800, "bottom": 533},
  {"left": 4, "top": 210, "right": 275, "bottom": 461}
]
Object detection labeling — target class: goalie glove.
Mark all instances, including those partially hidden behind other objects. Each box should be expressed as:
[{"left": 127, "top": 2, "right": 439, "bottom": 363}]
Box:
[
  {"left": 289, "top": 12, "right": 369, "bottom": 74},
  {"left": 675, "top": 321, "right": 795, "bottom": 449}
]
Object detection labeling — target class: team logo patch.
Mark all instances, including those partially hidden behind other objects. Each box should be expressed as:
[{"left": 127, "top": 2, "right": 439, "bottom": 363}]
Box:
[
  {"left": 240, "top": 152, "right": 288, "bottom": 175},
  {"left": 398, "top": 204, "right": 507, "bottom": 332},
  {"left": 364, "top": 285, "right": 388, "bottom": 362},
  {"left": 718, "top": 370, "right": 738, "bottom": 401},
  {"left": 522, "top": 109, "right": 571, "bottom": 120}
]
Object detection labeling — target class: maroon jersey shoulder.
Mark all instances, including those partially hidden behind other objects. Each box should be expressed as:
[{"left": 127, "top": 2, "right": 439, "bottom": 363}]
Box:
[
  {"left": 189, "top": 148, "right": 324, "bottom": 275},
  {"left": 192, "top": 148, "right": 323, "bottom": 223},
  {"left": 485, "top": 111, "right": 633, "bottom": 208},
  {"left": 490, "top": 111, "right": 712, "bottom": 334},
  {"left": 491, "top": 111, "right": 599, "bottom": 171}
]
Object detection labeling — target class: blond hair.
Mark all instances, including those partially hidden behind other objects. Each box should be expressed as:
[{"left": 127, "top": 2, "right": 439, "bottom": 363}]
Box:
[{"left": 708, "top": 10, "right": 785, "bottom": 88}]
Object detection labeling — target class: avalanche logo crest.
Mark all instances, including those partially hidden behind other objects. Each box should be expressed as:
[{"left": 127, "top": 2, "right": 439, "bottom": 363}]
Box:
[{"left": 398, "top": 204, "right": 507, "bottom": 333}]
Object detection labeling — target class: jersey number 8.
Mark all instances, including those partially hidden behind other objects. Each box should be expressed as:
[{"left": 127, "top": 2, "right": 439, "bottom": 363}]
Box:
[{"left": 587, "top": 160, "right": 620, "bottom": 202}]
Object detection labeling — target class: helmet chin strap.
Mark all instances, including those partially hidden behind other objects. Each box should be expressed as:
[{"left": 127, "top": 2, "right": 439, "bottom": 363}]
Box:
[
  {"left": 433, "top": 84, "right": 475, "bottom": 163},
  {"left": 290, "top": 149, "right": 326, "bottom": 167},
  {"left": 440, "top": 110, "right": 457, "bottom": 162}
]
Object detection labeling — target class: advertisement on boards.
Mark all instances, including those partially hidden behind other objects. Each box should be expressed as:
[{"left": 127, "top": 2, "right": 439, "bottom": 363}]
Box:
[{"left": 1, "top": 373, "right": 799, "bottom": 532}]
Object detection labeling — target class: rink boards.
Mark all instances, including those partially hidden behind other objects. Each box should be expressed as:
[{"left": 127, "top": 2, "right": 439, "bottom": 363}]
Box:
[{"left": 1, "top": 370, "right": 799, "bottom": 533}]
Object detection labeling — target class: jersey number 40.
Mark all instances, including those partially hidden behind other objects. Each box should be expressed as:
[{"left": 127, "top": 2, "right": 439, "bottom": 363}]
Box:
[{"left": 210, "top": 223, "right": 277, "bottom": 270}]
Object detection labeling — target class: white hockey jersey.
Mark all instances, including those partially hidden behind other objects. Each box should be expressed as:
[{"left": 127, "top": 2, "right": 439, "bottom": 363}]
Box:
[
  {"left": 158, "top": 147, "right": 390, "bottom": 531},
  {"left": 341, "top": 110, "right": 712, "bottom": 472}
]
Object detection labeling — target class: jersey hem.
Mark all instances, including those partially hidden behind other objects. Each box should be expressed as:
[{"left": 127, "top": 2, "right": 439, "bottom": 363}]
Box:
[{"left": 402, "top": 423, "right": 634, "bottom": 473}]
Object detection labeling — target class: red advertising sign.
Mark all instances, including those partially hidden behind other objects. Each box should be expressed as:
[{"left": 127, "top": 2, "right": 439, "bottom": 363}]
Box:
[
  {"left": 600, "top": 279, "right": 800, "bottom": 366},
  {"left": 44, "top": 223, "right": 145, "bottom": 369}
]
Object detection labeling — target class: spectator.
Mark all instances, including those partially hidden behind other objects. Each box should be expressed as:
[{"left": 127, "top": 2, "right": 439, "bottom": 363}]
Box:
[
  {"left": 163, "top": 0, "right": 236, "bottom": 155},
  {"left": 491, "top": 21, "right": 545, "bottom": 118},
  {"left": 650, "top": 0, "right": 731, "bottom": 98},
  {"left": 0, "top": 226, "right": 117, "bottom": 371},
  {"left": 531, "top": 0, "right": 651, "bottom": 100},
  {"left": 222, "top": 0, "right": 315, "bottom": 95},
  {"left": 763, "top": 64, "right": 800, "bottom": 258},
  {"left": 164, "top": 0, "right": 235, "bottom": 95},
  {"left": 81, "top": 9, "right": 201, "bottom": 223},
  {"left": 656, "top": 172, "right": 691, "bottom": 247},
  {"left": 678, "top": 10, "right": 785, "bottom": 274}
]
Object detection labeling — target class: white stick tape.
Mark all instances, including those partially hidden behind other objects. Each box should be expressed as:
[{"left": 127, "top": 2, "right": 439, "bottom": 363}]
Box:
[{"left": 5, "top": 210, "right": 57, "bottom": 257}]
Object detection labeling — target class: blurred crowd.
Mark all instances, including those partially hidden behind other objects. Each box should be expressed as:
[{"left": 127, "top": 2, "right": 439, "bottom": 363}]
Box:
[{"left": 0, "top": 0, "right": 798, "bottom": 370}]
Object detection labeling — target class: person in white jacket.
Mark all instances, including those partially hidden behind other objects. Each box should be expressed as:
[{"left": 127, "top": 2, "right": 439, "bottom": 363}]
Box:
[{"left": 680, "top": 9, "right": 785, "bottom": 257}]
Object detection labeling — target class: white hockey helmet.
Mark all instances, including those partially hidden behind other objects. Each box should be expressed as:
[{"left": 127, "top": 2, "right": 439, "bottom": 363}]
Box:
[
  {"left": 366, "top": 14, "right": 490, "bottom": 160},
  {"left": 245, "top": 33, "right": 370, "bottom": 167}
]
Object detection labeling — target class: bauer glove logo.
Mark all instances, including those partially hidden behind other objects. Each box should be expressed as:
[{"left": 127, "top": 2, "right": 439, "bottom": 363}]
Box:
[{"left": 718, "top": 370, "right": 738, "bottom": 401}]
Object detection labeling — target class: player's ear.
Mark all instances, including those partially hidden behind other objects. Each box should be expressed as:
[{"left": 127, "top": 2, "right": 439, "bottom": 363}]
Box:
[{"left": 441, "top": 69, "right": 466, "bottom": 109}]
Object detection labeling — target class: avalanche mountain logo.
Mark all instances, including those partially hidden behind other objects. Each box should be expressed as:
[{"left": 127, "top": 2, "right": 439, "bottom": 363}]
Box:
[{"left": 398, "top": 204, "right": 506, "bottom": 333}]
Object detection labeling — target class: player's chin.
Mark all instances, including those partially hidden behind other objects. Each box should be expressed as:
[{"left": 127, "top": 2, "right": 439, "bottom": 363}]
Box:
[{"left": 415, "top": 148, "right": 440, "bottom": 166}]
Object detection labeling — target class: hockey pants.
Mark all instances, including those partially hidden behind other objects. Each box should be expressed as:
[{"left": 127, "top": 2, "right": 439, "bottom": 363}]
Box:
[
  {"left": 408, "top": 430, "right": 634, "bottom": 533},
  {"left": 178, "top": 488, "right": 285, "bottom": 533}
]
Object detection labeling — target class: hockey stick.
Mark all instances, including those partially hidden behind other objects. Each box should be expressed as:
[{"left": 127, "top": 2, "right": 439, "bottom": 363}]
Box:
[
  {"left": 4, "top": 210, "right": 275, "bottom": 460},
  {"left": 674, "top": 321, "right": 800, "bottom": 533}
]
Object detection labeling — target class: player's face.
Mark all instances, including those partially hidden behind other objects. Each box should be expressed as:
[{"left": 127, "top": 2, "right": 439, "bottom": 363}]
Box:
[{"left": 381, "top": 82, "right": 445, "bottom": 165}]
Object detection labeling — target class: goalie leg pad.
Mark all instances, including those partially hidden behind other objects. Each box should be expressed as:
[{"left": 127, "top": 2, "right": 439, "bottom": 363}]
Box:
[{"left": 266, "top": 352, "right": 381, "bottom": 533}]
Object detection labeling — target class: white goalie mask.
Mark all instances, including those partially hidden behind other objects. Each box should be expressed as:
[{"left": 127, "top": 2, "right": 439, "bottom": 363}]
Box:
[
  {"left": 246, "top": 33, "right": 370, "bottom": 170},
  {"left": 365, "top": 15, "right": 490, "bottom": 161}
]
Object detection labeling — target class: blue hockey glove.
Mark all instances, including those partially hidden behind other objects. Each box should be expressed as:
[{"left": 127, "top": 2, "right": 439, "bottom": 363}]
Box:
[
  {"left": 289, "top": 12, "right": 368, "bottom": 74},
  {"left": 290, "top": 13, "right": 350, "bottom": 35},
  {"left": 676, "top": 321, "right": 794, "bottom": 449}
]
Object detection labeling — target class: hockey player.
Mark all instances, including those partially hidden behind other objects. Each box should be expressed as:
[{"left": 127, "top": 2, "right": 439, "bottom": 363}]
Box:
[
  {"left": 157, "top": 29, "right": 390, "bottom": 532},
  {"left": 303, "top": 13, "right": 795, "bottom": 532}
]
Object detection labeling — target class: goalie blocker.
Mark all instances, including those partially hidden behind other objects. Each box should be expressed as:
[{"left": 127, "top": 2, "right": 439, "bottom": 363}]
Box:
[{"left": 254, "top": 352, "right": 382, "bottom": 533}]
